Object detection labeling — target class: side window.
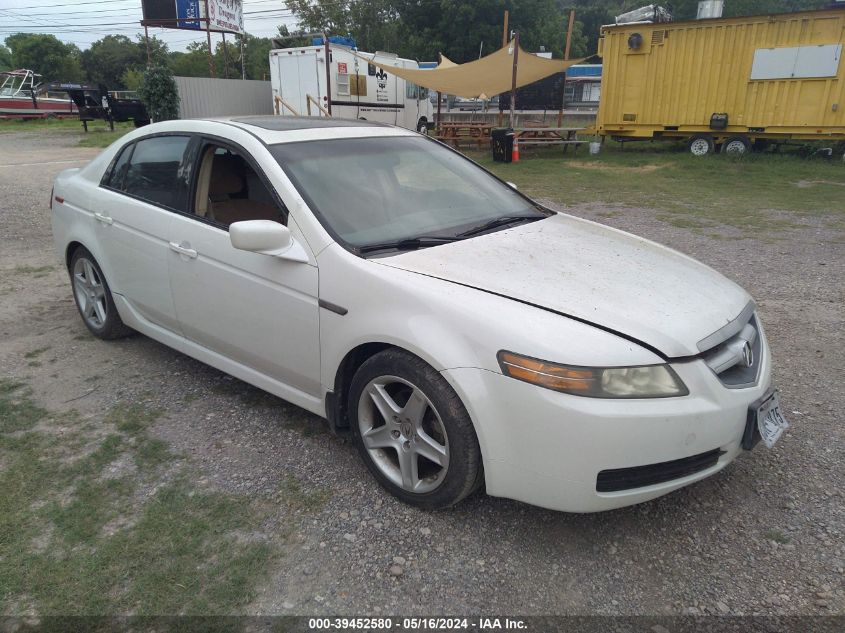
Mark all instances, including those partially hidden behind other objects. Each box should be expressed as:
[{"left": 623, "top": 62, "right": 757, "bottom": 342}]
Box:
[
  {"left": 103, "top": 143, "right": 133, "bottom": 189},
  {"left": 192, "top": 142, "right": 286, "bottom": 228},
  {"left": 405, "top": 82, "right": 418, "bottom": 100},
  {"left": 122, "top": 135, "right": 191, "bottom": 210}
]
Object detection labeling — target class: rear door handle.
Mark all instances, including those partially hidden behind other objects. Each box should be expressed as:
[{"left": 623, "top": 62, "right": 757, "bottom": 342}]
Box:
[
  {"left": 94, "top": 212, "right": 113, "bottom": 225},
  {"left": 169, "top": 241, "right": 198, "bottom": 259}
]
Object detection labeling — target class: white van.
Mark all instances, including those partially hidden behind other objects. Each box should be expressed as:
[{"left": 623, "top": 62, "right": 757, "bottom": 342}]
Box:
[{"left": 269, "top": 44, "right": 434, "bottom": 133}]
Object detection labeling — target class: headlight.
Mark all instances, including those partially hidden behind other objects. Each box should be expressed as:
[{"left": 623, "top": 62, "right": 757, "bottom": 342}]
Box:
[{"left": 497, "top": 351, "right": 689, "bottom": 398}]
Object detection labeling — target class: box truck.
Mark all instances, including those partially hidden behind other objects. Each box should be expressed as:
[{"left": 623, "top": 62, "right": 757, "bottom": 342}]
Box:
[
  {"left": 269, "top": 43, "right": 434, "bottom": 133},
  {"left": 594, "top": 7, "right": 845, "bottom": 154}
]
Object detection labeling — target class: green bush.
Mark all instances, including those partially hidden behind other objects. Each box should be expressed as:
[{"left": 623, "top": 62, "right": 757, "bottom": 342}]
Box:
[{"left": 139, "top": 64, "right": 179, "bottom": 122}]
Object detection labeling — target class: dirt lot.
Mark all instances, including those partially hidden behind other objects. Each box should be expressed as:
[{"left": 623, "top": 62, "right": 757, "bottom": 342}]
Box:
[{"left": 0, "top": 130, "right": 843, "bottom": 618}]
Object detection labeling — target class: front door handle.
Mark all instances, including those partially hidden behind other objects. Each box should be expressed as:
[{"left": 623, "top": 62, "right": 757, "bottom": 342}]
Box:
[
  {"left": 169, "top": 241, "right": 198, "bottom": 259},
  {"left": 94, "top": 212, "right": 113, "bottom": 225}
]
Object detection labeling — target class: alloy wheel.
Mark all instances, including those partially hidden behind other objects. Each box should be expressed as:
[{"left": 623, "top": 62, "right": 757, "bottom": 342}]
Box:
[
  {"left": 357, "top": 375, "right": 449, "bottom": 494},
  {"left": 73, "top": 256, "right": 107, "bottom": 329}
]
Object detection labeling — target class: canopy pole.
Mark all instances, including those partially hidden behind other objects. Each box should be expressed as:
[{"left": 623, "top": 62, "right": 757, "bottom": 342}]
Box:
[
  {"left": 502, "top": 10, "right": 509, "bottom": 48},
  {"left": 509, "top": 32, "right": 519, "bottom": 128},
  {"left": 323, "top": 32, "right": 332, "bottom": 115},
  {"left": 565, "top": 10, "right": 575, "bottom": 61},
  {"left": 436, "top": 91, "right": 442, "bottom": 135}
]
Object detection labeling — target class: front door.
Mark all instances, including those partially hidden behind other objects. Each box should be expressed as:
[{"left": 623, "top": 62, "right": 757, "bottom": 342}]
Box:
[{"left": 166, "top": 139, "right": 321, "bottom": 399}]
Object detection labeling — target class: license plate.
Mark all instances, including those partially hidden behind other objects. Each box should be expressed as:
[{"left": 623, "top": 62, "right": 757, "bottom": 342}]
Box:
[{"left": 756, "top": 390, "right": 789, "bottom": 448}]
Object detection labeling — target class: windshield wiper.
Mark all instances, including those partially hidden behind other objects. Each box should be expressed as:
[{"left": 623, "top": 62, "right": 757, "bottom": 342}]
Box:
[
  {"left": 358, "top": 236, "right": 462, "bottom": 254},
  {"left": 456, "top": 215, "right": 544, "bottom": 238}
]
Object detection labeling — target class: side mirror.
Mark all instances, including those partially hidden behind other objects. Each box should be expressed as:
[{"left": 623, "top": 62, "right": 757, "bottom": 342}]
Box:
[
  {"left": 229, "top": 220, "right": 308, "bottom": 262},
  {"left": 506, "top": 181, "right": 518, "bottom": 190}
]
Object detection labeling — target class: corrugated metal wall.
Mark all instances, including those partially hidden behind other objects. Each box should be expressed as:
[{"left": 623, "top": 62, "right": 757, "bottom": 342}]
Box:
[
  {"left": 596, "top": 9, "right": 845, "bottom": 137},
  {"left": 175, "top": 77, "right": 273, "bottom": 119}
]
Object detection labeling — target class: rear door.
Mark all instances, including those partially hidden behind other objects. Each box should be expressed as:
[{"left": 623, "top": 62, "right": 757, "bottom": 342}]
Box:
[{"left": 92, "top": 134, "right": 192, "bottom": 334}]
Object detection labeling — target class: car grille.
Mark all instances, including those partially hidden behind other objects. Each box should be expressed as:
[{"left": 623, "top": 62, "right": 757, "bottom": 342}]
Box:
[
  {"left": 596, "top": 449, "right": 725, "bottom": 492},
  {"left": 698, "top": 306, "right": 763, "bottom": 389}
]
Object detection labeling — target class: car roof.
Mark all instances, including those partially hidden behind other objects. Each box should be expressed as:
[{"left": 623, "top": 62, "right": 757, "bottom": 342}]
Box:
[
  {"left": 220, "top": 115, "right": 415, "bottom": 144},
  {"left": 230, "top": 116, "right": 390, "bottom": 131}
]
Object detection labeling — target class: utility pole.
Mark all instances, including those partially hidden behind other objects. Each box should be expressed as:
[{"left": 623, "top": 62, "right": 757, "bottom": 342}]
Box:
[
  {"left": 144, "top": 25, "right": 151, "bottom": 65},
  {"left": 241, "top": 37, "right": 246, "bottom": 80},
  {"left": 502, "top": 10, "right": 509, "bottom": 48}
]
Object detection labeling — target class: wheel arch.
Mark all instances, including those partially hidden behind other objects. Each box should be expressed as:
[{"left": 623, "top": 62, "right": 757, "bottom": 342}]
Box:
[
  {"left": 65, "top": 240, "right": 84, "bottom": 271},
  {"left": 325, "top": 340, "right": 479, "bottom": 439},
  {"left": 325, "top": 341, "right": 400, "bottom": 434}
]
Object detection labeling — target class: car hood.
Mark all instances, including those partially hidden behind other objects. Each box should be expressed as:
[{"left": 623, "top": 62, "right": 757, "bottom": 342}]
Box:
[{"left": 377, "top": 214, "right": 751, "bottom": 358}]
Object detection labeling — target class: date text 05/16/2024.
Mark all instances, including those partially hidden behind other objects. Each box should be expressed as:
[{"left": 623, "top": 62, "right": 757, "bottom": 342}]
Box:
[{"left": 308, "top": 618, "right": 528, "bottom": 630}]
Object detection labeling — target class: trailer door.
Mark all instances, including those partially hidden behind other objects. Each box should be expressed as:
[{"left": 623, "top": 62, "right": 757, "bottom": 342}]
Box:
[{"left": 274, "top": 51, "right": 322, "bottom": 116}]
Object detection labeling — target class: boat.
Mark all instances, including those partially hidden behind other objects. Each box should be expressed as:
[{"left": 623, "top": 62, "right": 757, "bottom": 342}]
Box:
[{"left": 0, "top": 69, "right": 77, "bottom": 119}]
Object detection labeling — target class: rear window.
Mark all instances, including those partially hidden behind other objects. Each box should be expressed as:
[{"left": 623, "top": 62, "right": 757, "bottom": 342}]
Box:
[
  {"left": 104, "top": 143, "right": 133, "bottom": 189},
  {"left": 121, "top": 136, "right": 191, "bottom": 211}
]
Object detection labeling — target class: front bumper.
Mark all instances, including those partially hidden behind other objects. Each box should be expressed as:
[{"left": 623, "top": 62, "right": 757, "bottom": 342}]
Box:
[{"left": 443, "top": 348, "right": 772, "bottom": 513}]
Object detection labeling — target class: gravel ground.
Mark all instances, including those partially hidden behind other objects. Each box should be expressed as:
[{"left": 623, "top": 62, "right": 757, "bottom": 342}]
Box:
[{"left": 0, "top": 131, "right": 842, "bottom": 617}]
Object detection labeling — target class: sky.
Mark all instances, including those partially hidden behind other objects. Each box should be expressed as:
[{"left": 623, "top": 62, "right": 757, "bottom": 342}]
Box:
[{"left": 0, "top": 0, "right": 301, "bottom": 52}]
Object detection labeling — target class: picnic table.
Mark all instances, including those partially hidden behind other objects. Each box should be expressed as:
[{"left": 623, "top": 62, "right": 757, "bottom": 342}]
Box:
[
  {"left": 512, "top": 126, "right": 586, "bottom": 153},
  {"left": 436, "top": 122, "right": 587, "bottom": 154},
  {"left": 435, "top": 122, "right": 495, "bottom": 148}
]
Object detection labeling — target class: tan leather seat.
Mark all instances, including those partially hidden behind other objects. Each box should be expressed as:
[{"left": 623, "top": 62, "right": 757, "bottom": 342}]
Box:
[{"left": 208, "top": 155, "right": 281, "bottom": 226}]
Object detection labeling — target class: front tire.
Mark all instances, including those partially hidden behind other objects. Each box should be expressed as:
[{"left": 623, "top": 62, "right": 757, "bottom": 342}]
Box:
[
  {"left": 349, "top": 349, "right": 483, "bottom": 509},
  {"left": 417, "top": 118, "right": 429, "bottom": 135},
  {"left": 69, "top": 247, "right": 132, "bottom": 340},
  {"left": 688, "top": 134, "right": 715, "bottom": 156}
]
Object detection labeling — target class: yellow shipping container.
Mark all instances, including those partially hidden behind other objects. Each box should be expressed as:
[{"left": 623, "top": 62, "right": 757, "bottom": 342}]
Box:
[{"left": 595, "top": 8, "right": 845, "bottom": 154}]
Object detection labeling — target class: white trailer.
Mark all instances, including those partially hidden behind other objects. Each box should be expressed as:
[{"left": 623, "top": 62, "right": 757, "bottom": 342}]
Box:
[{"left": 269, "top": 44, "right": 434, "bottom": 133}]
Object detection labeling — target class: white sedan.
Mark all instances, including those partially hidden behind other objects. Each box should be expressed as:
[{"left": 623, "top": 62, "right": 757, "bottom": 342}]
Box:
[{"left": 51, "top": 117, "right": 788, "bottom": 512}]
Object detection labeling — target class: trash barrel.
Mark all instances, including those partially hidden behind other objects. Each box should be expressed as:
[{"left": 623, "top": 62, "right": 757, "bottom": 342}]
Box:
[{"left": 492, "top": 128, "right": 514, "bottom": 163}]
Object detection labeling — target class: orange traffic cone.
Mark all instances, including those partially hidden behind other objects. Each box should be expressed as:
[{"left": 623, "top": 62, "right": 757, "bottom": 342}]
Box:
[{"left": 512, "top": 136, "right": 520, "bottom": 162}]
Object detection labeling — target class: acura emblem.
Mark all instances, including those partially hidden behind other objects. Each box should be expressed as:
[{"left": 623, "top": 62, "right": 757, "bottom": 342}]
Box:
[{"left": 741, "top": 341, "right": 754, "bottom": 368}]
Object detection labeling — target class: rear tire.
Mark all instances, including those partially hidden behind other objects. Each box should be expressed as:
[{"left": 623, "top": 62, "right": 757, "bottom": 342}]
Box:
[
  {"left": 349, "top": 349, "right": 483, "bottom": 509},
  {"left": 69, "top": 247, "right": 132, "bottom": 340},
  {"left": 721, "top": 135, "right": 751, "bottom": 155},
  {"left": 688, "top": 134, "right": 714, "bottom": 156},
  {"left": 417, "top": 118, "right": 429, "bottom": 135}
]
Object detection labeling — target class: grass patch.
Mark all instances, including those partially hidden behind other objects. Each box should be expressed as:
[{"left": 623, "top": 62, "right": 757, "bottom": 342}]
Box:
[
  {"left": 0, "top": 117, "right": 133, "bottom": 148},
  {"left": 764, "top": 529, "right": 791, "bottom": 545},
  {"left": 14, "top": 265, "right": 55, "bottom": 275},
  {"left": 474, "top": 142, "right": 845, "bottom": 234},
  {"left": 277, "top": 475, "right": 333, "bottom": 513},
  {"left": 24, "top": 347, "right": 51, "bottom": 360},
  {"left": 77, "top": 129, "right": 132, "bottom": 149},
  {"left": 0, "top": 381, "right": 280, "bottom": 617}
]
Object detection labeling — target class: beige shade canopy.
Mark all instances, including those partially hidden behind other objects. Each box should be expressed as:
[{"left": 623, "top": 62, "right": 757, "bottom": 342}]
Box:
[{"left": 356, "top": 45, "right": 584, "bottom": 99}]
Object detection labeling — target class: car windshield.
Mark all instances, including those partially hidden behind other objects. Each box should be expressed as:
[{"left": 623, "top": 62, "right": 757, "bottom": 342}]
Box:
[{"left": 270, "top": 136, "right": 549, "bottom": 252}]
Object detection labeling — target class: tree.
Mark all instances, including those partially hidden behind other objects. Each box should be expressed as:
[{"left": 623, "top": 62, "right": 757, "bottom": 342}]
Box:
[
  {"left": 169, "top": 41, "right": 212, "bottom": 78},
  {"left": 285, "top": 0, "right": 400, "bottom": 53},
  {"left": 121, "top": 68, "right": 144, "bottom": 91},
  {"left": 140, "top": 64, "right": 179, "bottom": 121},
  {"left": 0, "top": 45, "right": 11, "bottom": 71},
  {"left": 240, "top": 35, "right": 274, "bottom": 80},
  {"left": 137, "top": 34, "right": 170, "bottom": 67},
  {"left": 5, "top": 33, "right": 83, "bottom": 82},
  {"left": 81, "top": 35, "right": 144, "bottom": 89}
]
